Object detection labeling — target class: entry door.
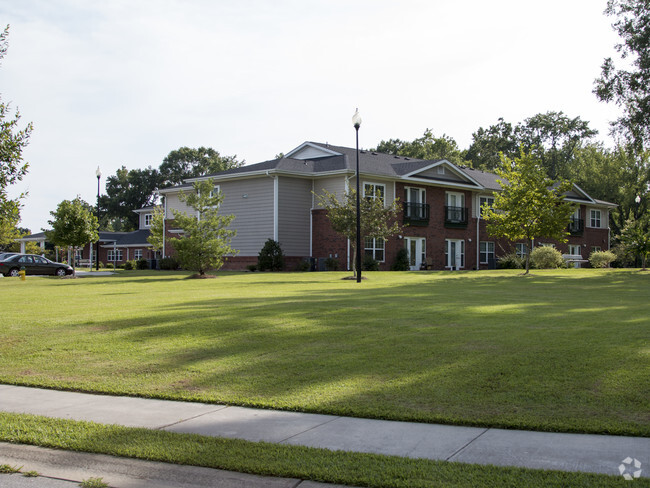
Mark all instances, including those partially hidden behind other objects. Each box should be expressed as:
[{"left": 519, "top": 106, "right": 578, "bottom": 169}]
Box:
[
  {"left": 446, "top": 239, "right": 464, "bottom": 270},
  {"left": 405, "top": 237, "right": 425, "bottom": 270}
]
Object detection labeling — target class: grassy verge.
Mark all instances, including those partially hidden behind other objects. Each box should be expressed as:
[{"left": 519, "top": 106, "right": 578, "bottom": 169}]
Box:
[
  {"left": 0, "top": 412, "right": 642, "bottom": 488},
  {"left": 0, "top": 269, "right": 648, "bottom": 436}
]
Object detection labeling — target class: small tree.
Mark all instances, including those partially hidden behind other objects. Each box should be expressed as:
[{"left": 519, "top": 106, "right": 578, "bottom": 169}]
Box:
[
  {"left": 316, "top": 188, "right": 403, "bottom": 277},
  {"left": 258, "top": 239, "right": 284, "bottom": 271},
  {"left": 146, "top": 205, "right": 165, "bottom": 253},
  {"left": 619, "top": 215, "right": 650, "bottom": 270},
  {"left": 46, "top": 198, "right": 99, "bottom": 272},
  {"left": 169, "top": 179, "right": 237, "bottom": 276},
  {"left": 482, "top": 148, "right": 575, "bottom": 274},
  {"left": 589, "top": 250, "right": 617, "bottom": 268}
]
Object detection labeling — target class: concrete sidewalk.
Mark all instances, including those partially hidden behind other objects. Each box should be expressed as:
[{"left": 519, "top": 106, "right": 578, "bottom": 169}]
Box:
[{"left": 0, "top": 384, "right": 647, "bottom": 481}]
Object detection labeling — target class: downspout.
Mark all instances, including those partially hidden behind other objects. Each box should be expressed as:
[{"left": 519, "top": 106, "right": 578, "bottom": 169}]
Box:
[
  {"left": 476, "top": 193, "right": 480, "bottom": 270},
  {"left": 266, "top": 171, "right": 279, "bottom": 241},
  {"left": 310, "top": 179, "right": 314, "bottom": 258},
  {"left": 162, "top": 197, "right": 167, "bottom": 258}
]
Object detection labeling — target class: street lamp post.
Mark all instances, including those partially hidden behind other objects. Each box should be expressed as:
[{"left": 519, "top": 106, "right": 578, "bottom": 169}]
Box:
[
  {"left": 352, "top": 109, "right": 362, "bottom": 283},
  {"left": 95, "top": 166, "right": 101, "bottom": 271}
]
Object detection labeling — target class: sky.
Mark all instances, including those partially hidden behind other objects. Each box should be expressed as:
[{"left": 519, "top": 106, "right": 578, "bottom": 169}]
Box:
[{"left": 1, "top": 0, "right": 624, "bottom": 232}]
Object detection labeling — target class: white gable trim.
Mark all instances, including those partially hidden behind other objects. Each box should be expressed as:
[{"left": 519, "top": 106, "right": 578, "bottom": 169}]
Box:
[
  {"left": 565, "top": 183, "right": 596, "bottom": 204},
  {"left": 402, "top": 160, "right": 484, "bottom": 189},
  {"left": 285, "top": 142, "right": 342, "bottom": 160}
]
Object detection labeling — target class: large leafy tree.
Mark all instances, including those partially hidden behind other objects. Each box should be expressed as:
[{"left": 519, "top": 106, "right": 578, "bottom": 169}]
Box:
[
  {"left": 0, "top": 25, "right": 32, "bottom": 241},
  {"left": 594, "top": 0, "right": 650, "bottom": 150},
  {"left": 482, "top": 149, "right": 575, "bottom": 274},
  {"left": 375, "top": 130, "right": 466, "bottom": 165},
  {"left": 46, "top": 198, "right": 99, "bottom": 270},
  {"left": 159, "top": 147, "right": 243, "bottom": 187},
  {"left": 517, "top": 111, "right": 598, "bottom": 179},
  {"left": 170, "top": 179, "right": 237, "bottom": 276},
  {"left": 316, "top": 188, "right": 402, "bottom": 277},
  {"left": 465, "top": 118, "right": 519, "bottom": 171},
  {"left": 100, "top": 166, "right": 160, "bottom": 231}
]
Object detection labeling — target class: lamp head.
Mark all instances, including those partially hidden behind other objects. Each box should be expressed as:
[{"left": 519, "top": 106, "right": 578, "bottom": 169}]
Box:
[
  {"left": 96, "top": 166, "right": 102, "bottom": 179},
  {"left": 635, "top": 195, "right": 641, "bottom": 204},
  {"left": 352, "top": 108, "right": 362, "bottom": 129}
]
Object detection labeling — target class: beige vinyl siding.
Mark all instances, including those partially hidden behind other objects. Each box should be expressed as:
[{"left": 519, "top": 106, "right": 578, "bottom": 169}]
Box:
[
  {"left": 278, "top": 176, "right": 312, "bottom": 256},
  {"left": 417, "top": 167, "right": 466, "bottom": 182},
  {"left": 219, "top": 177, "right": 275, "bottom": 255},
  {"left": 313, "top": 176, "right": 347, "bottom": 209},
  {"left": 165, "top": 192, "right": 196, "bottom": 219}
]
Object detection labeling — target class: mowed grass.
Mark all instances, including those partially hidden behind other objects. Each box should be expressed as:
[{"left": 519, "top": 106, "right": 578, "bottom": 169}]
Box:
[{"left": 0, "top": 269, "right": 648, "bottom": 436}]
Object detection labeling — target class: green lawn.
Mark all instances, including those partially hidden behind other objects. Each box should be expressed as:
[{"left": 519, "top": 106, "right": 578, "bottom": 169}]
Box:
[{"left": 0, "top": 269, "right": 648, "bottom": 436}]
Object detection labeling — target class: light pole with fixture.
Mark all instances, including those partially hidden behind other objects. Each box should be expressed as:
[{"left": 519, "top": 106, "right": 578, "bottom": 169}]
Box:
[
  {"left": 352, "top": 109, "right": 362, "bottom": 283},
  {"left": 96, "top": 166, "right": 101, "bottom": 271}
]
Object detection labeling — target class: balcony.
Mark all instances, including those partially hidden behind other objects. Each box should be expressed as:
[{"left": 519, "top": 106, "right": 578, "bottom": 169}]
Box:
[
  {"left": 568, "top": 218, "right": 584, "bottom": 235},
  {"left": 444, "top": 206, "right": 468, "bottom": 228},
  {"left": 403, "top": 203, "right": 430, "bottom": 226}
]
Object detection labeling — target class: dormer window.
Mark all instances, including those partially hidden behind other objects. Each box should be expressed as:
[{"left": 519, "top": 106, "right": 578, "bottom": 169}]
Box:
[{"left": 144, "top": 213, "right": 153, "bottom": 227}]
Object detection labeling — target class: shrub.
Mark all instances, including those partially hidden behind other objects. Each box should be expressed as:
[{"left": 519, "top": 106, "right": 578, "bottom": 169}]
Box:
[
  {"left": 258, "top": 239, "right": 284, "bottom": 271},
  {"left": 136, "top": 258, "right": 149, "bottom": 270},
  {"left": 362, "top": 254, "right": 380, "bottom": 271},
  {"left": 295, "top": 259, "right": 310, "bottom": 272},
  {"left": 530, "top": 246, "right": 563, "bottom": 269},
  {"left": 159, "top": 257, "right": 179, "bottom": 270},
  {"left": 325, "top": 257, "right": 339, "bottom": 271},
  {"left": 391, "top": 248, "right": 410, "bottom": 271},
  {"left": 246, "top": 264, "right": 257, "bottom": 272},
  {"left": 589, "top": 250, "right": 616, "bottom": 268},
  {"left": 497, "top": 253, "right": 523, "bottom": 269},
  {"left": 97, "top": 261, "right": 105, "bottom": 269},
  {"left": 123, "top": 260, "right": 136, "bottom": 270}
]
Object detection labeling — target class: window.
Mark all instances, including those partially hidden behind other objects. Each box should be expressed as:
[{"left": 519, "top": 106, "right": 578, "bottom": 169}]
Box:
[
  {"left": 515, "top": 243, "right": 527, "bottom": 259},
  {"left": 437, "top": 166, "right": 445, "bottom": 175},
  {"left": 107, "top": 249, "right": 123, "bottom": 262},
  {"left": 446, "top": 191, "right": 465, "bottom": 208},
  {"left": 479, "top": 196, "right": 494, "bottom": 217},
  {"left": 590, "top": 209, "right": 601, "bottom": 228},
  {"left": 144, "top": 213, "right": 153, "bottom": 227},
  {"left": 444, "top": 239, "right": 465, "bottom": 269},
  {"left": 405, "top": 187, "right": 427, "bottom": 220},
  {"left": 364, "top": 237, "right": 385, "bottom": 262},
  {"left": 363, "top": 182, "right": 385, "bottom": 204},
  {"left": 480, "top": 241, "right": 495, "bottom": 264},
  {"left": 591, "top": 246, "right": 602, "bottom": 253},
  {"left": 134, "top": 249, "right": 143, "bottom": 260},
  {"left": 445, "top": 192, "right": 466, "bottom": 224},
  {"left": 538, "top": 243, "right": 555, "bottom": 248}
]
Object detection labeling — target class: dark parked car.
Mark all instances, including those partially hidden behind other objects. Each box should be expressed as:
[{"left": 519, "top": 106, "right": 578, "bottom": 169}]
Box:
[
  {"left": 0, "top": 252, "right": 18, "bottom": 261},
  {"left": 0, "top": 254, "right": 74, "bottom": 277}
]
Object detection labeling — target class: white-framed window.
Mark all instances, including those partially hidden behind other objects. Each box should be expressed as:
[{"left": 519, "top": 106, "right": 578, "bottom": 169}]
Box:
[
  {"left": 144, "top": 213, "right": 153, "bottom": 227},
  {"left": 591, "top": 246, "right": 602, "bottom": 253},
  {"left": 107, "top": 249, "right": 123, "bottom": 262},
  {"left": 364, "top": 237, "right": 385, "bottom": 262},
  {"left": 479, "top": 195, "right": 494, "bottom": 217},
  {"left": 568, "top": 244, "right": 582, "bottom": 256},
  {"left": 444, "top": 239, "right": 465, "bottom": 269},
  {"left": 538, "top": 243, "right": 555, "bottom": 248},
  {"left": 74, "top": 249, "right": 83, "bottom": 262},
  {"left": 134, "top": 249, "right": 143, "bottom": 260},
  {"left": 479, "top": 241, "right": 495, "bottom": 264},
  {"left": 446, "top": 191, "right": 465, "bottom": 208},
  {"left": 589, "top": 209, "right": 602, "bottom": 228},
  {"left": 515, "top": 243, "right": 527, "bottom": 259},
  {"left": 437, "top": 166, "right": 445, "bottom": 175},
  {"left": 363, "top": 182, "right": 385, "bottom": 204}
]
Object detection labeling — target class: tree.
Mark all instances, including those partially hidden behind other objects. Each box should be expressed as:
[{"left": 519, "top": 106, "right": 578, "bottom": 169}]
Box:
[
  {"left": 46, "top": 198, "right": 99, "bottom": 271},
  {"left": 159, "top": 147, "right": 243, "bottom": 187},
  {"left": 481, "top": 149, "right": 575, "bottom": 274},
  {"left": 465, "top": 118, "right": 519, "bottom": 171},
  {"left": 516, "top": 111, "right": 597, "bottom": 179},
  {"left": 0, "top": 25, "right": 32, "bottom": 235},
  {"left": 375, "top": 130, "right": 466, "bottom": 165},
  {"left": 619, "top": 214, "right": 650, "bottom": 270},
  {"left": 146, "top": 206, "right": 165, "bottom": 253},
  {"left": 316, "top": 188, "right": 403, "bottom": 278},
  {"left": 594, "top": 0, "right": 650, "bottom": 151},
  {"left": 100, "top": 166, "right": 160, "bottom": 231},
  {"left": 169, "top": 179, "right": 237, "bottom": 276}
]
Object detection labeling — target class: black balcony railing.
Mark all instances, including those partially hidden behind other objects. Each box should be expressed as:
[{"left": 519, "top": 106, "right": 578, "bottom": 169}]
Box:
[
  {"left": 568, "top": 218, "right": 584, "bottom": 235},
  {"left": 444, "top": 206, "right": 468, "bottom": 227},
  {"left": 403, "top": 203, "right": 430, "bottom": 226}
]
